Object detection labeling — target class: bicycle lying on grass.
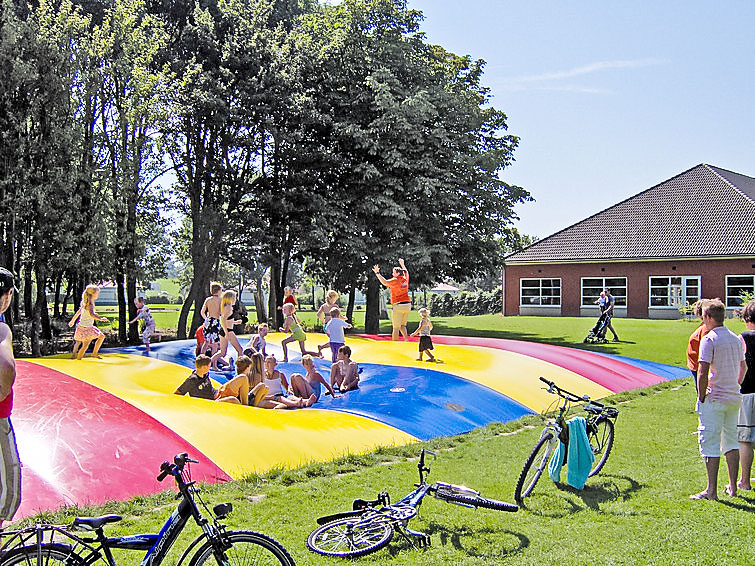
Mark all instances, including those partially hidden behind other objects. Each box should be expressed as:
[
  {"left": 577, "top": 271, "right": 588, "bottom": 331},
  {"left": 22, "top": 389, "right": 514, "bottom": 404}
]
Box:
[
  {"left": 307, "top": 449, "right": 518, "bottom": 558},
  {"left": 0, "top": 453, "right": 295, "bottom": 566},
  {"left": 514, "top": 377, "right": 619, "bottom": 505}
]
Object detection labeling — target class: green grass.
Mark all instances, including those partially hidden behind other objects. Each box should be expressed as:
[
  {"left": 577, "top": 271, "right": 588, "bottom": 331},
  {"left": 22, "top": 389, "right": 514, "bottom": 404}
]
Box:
[
  {"left": 27, "top": 314, "right": 752, "bottom": 563},
  {"left": 13, "top": 382, "right": 755, "bottom": 565}
]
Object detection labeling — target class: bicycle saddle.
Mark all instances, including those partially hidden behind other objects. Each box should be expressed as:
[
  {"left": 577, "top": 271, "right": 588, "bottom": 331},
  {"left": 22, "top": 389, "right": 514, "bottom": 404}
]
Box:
[{"left": 73, "top": 515, "right": 123, "bottom": 530}]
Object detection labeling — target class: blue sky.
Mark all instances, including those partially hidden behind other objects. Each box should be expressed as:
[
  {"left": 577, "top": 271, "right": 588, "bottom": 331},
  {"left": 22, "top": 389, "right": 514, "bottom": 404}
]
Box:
[{"left": 406, "top": 0, "right": 755, "bottom": 238}]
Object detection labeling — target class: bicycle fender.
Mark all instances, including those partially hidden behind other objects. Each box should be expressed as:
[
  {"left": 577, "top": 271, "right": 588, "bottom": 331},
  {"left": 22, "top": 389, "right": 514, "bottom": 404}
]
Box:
[
  {"left": 175, "top": 534, "right": 208, "bottom": 566},
  {"left": 315, "top": 510, "right": 365, "bottom": 526}
]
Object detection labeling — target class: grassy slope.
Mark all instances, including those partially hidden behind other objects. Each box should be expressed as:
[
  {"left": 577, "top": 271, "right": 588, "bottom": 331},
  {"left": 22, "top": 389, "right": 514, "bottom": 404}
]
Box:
[{"left": 20, "top": 316, "right": 753, "bottom": 564}]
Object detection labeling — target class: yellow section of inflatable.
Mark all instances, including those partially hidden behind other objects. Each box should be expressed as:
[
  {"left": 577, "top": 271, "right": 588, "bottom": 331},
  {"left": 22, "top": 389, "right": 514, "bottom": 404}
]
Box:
[
  {"left": 29, "top": 356, "right": 417, "bottom": 479},
  {"left": 325, "top": 335, "right": 613, "bottom": 412}
]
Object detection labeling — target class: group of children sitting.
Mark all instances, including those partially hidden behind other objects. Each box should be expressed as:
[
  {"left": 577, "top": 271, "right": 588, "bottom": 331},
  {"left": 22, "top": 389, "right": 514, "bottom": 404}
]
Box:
[
  {"left": 174, "top": 283, "right": 439, "bottom": 409},
  {"left": 174, "top": 346, "right": 359, "bottom": 409}
]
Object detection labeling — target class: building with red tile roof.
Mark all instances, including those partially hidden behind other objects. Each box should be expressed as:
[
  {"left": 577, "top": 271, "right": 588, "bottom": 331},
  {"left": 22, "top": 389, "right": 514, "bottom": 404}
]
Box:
[{"left": 503, "top": 164, "right": 755, "bottom": 318}]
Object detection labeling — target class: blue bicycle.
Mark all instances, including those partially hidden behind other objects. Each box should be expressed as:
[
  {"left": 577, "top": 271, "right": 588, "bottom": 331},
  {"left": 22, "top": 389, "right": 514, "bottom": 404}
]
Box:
[{"left": 0, "top": 453, "right": 294, "bottom": 566}]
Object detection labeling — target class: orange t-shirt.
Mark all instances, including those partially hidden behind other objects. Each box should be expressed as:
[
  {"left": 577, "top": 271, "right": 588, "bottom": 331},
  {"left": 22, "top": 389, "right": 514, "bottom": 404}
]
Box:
[
  {"left": 386, "top": 275, "right": 410, "bottom": 304},
  {"left": 687, "top": 323, "right": 710, "bottom": 371}
]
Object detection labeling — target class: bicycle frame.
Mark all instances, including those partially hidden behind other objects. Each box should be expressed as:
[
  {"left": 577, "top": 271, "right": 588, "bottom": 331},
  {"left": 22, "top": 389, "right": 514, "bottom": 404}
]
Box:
[{"left": 0, "top": 455, "right": 229, "bottom": 566}]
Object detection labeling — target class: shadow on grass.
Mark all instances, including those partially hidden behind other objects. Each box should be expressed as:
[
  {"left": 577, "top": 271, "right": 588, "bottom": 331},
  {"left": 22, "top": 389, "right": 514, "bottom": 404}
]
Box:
[
  {"left": 409, "top": 522, "right": 528, "bottom": 559},
  {"left": 718, "top": 492, "right": 755, "bottom": 513},
  {"left": 519, "top": 474, "right": 644, "bottom": 517}
]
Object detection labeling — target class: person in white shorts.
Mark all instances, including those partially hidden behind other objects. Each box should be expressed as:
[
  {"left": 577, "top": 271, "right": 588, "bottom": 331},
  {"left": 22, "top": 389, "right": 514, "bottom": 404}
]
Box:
[{"left": 691, "top": 298, "right": 746, "bottom": 500}]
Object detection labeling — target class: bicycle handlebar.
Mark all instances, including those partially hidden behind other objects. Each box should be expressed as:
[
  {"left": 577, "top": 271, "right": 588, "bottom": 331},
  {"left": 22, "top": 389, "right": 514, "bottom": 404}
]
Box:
[
  {"left": 539, "top": 377, "right": 588, "bottom": 403},
  {"left": 157, "top": 453, "right": 199, "bottom": 482}
]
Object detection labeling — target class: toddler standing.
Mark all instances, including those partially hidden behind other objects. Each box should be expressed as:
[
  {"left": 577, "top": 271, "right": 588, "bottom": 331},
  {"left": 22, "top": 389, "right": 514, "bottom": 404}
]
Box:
[
  {"left": 129, "top": 297, "right": 156, "bottom": 352},
  {"left": 411, "top": 307, "right": 436, "bottom": 362}
]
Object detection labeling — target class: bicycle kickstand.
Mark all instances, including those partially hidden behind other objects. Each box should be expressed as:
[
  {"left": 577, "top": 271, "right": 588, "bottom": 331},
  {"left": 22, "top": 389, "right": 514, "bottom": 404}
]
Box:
[{"left": 396, "top": 525, "right": 431, "bottom": 549}]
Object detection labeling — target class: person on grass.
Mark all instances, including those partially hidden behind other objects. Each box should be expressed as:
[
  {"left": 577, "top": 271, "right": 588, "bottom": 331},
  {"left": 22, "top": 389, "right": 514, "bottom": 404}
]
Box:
[
  {"left": 737, "top": 300, "right": 755, "bottom": 491},
  {"left": 690, "top": 299, "right": 746, "bottom": 500}
]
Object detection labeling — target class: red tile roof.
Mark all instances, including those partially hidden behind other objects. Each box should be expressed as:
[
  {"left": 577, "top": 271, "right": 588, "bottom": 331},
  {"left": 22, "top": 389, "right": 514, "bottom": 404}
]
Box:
[{"left": 505, "top": 164, "right": 755, "bottom": 264}]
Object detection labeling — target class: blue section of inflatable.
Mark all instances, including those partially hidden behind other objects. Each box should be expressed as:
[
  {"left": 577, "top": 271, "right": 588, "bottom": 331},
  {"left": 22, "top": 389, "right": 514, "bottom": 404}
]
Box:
[
  {"left": 111, "top": 340, "right": 532, "bottom": 441},
  {"left": 592, "top": 352, "right": 690, "bottom": 381}
]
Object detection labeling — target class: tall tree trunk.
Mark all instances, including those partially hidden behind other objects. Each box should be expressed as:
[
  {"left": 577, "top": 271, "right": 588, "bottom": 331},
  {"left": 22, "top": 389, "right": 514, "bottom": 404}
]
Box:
[
  {"left": 31, "top": 264, "right": 50, "bottom": 356},
  {"left": 364, "top": 275, "right": 381, "bottom": 334},
  {"left": 53, "top": 273, "right": 62, "bottom": 318},
  {"left": 127, "top": 275, "right": 138, "bottom": 343},
  {"left": 23, "top": 264, "right": 32, "bottom": 318},
  {"left": 254, "top": 277, "right": 266, "bottom": 323},
  {"left": 268, "top": 263, "right": 280, "bottom": 329},
  {"left": 346, "top": 285, "right": 356, "bottom": 324},
  {"left": 116, "top": 270, "right": 127, "bottom": 342}
]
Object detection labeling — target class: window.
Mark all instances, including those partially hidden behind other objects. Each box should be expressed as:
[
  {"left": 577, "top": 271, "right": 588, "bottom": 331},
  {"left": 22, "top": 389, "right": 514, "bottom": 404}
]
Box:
[
  {"left": 520, "top": 278, "right": 561, "bottom": 306},
  {"left": 581, "top": 277, "right": 627, "bottom": 307},
  {"left": 649, "top": 276, "right": 700, "bottom": 307},
  {"left": 726, "top": 275, "right": 755, "bottom": 307}
]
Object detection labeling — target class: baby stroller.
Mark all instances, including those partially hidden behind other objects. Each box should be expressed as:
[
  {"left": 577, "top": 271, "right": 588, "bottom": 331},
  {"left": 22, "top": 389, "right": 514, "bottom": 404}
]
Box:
[{"left": 584, "top": 311, "right": 611, "bottom": 344}]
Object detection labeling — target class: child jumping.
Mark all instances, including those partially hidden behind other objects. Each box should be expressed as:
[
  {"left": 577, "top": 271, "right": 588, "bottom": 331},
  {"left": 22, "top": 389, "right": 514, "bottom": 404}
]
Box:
[
  {"left": 411, "top": 307, "right": 437, "bottom": 362},
  {"left": 69, "top": 284, "right": 108, "bottom": 360},
  {"left": 321, "top": 307, "right": 352, "bottom": 363},
  {"left": 280, "top": 302, "right": 319, "bottom": 363},
  {"left": 199, "top": 282, "right": 223, "bottom": 358},
  {"left": 129, "top": 297, "right": 156, "bottom": 352},
  {"left": 316, "top": 290, "right": 339, "bottom": 358}
]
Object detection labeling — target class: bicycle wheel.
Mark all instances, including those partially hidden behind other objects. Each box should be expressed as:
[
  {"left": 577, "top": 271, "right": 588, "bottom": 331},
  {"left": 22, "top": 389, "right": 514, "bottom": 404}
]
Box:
[
  {"left": 307, "top": 515, "right": 393, "bottom": 558},
  {"left": 514, "top": 431, "right": 555, "bottom": 504},
  {"left": 437, "top": 491, "right": 518, "bottom": 512},
  {"left": 587, "top": 417, "right": 614, "bottom": 477},
  {"left": 0, "top": 544, "right": 85, "bottom": 566},
  {"left": 188, "top": 530, "right": 294, "bottom": 566}
]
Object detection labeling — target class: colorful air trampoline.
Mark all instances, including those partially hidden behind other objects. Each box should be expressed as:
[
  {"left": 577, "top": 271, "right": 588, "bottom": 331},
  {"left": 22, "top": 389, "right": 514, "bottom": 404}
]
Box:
[{"left": 13, "top": 334, "right": 688, "bottom": 518}]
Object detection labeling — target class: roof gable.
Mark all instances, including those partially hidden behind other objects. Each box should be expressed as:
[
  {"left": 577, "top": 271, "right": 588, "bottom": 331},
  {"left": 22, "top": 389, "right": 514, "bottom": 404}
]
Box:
[{"left": 506, "top": 164, "right": 755, "bottom": 263}]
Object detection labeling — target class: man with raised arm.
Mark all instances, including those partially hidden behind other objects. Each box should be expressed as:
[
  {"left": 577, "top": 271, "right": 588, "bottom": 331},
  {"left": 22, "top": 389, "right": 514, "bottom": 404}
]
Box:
[{"left": 372, "top": 258, "right": 411, "bottom": 341}]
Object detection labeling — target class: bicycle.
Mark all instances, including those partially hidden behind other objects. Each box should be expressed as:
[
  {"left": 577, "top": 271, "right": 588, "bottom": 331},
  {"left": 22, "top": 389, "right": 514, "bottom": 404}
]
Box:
[
  {"left": 306, "top": 449, "right": 517, "bottom": 558},
  {"left": 0, "top": 453, "right": 295, "bottom": 566},
  {"left": 514, "top": 377, "right": 619, "bottom": 505}
]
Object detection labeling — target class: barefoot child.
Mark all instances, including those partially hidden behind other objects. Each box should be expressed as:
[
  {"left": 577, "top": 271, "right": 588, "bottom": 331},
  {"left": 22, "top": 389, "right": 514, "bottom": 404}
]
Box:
[
  {"left": 290, "top": 354, "right": 338, "bottom": 407},
  {"left": 200, "top": 282, "right": 223, "bottom": 358},
  {"left": 280, "top": 303, "right": 319, "bottom": 363},
  {"left": 69, "top": 285, "right": 108, "bottom": 360},
  {"left": 322, "top": 307, "right": 352, "bottom": 363},
  {"left": 261, "top": 355, "right": 306, "bottom": 408},
  {"left": 316, "top": 290, "right": 339, "bottom": 359},
  {"left": 411, "top": 308, "right": 436, "bottom": 362},
  {"left": 215, "top": 355, "right": 254, "bottom": 405},
  {"left": 129, "top": 297, "right": 156, "bottom": 352},
  {"left": 330, "top": 345, "right": 359, "bottom": 392},
  {"left": 211, "top": 290, "right": 244, "bottom": 370},
  {"left": 243, "top": 323, "right": 269, "bottom": 357}
]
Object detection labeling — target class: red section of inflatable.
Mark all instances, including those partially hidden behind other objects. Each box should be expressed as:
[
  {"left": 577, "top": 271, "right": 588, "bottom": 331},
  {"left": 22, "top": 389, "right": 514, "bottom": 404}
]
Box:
[
  {"left": 359, "top": 335, "right": 665, "bottom": 392},
  {"left": 12, "top": 362, "right": 230, "bottom": 519}
]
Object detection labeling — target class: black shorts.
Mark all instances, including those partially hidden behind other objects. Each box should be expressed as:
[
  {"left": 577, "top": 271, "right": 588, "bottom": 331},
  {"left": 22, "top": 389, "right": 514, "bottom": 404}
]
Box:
[{"left": 419, "top": 336, "right": 433, "bottom": 351}]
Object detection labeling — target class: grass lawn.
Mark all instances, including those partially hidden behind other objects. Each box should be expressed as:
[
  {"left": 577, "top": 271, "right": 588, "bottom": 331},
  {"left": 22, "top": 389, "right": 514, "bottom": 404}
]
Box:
[{"left": 17, "top": 381, "right": 754, "bottom": 565}]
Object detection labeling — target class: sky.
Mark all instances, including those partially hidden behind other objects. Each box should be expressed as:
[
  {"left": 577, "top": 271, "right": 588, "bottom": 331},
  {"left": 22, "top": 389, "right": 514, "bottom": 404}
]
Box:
[{"left": 404, "top": 0, "right": 755, "bottom": 239}]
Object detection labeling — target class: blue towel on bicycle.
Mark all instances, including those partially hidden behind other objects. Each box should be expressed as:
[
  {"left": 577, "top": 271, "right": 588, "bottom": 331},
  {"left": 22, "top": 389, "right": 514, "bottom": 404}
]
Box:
[{"left": 548, "top": 416, "right": 595, "bottom": 489}]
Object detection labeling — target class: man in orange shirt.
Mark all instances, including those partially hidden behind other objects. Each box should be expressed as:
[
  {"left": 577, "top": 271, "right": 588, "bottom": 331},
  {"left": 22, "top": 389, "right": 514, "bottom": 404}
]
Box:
[
  {"left": 687, "top": 300, "right": 710, "bottom": 393},
  {"left": 373, "top": 258, "right": 411, "bottom": 341}
]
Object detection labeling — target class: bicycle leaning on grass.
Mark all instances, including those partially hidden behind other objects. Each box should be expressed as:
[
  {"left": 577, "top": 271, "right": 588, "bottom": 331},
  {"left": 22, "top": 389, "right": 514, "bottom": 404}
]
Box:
[
  {"left": 514, "top": 377, "right": 619, "bottom": 505},
  {"left": 0, "top": 453, "right": 295, "bottom": 566},
  {"left": 307, "top": 449, "right": 518, "bottom": 558}
]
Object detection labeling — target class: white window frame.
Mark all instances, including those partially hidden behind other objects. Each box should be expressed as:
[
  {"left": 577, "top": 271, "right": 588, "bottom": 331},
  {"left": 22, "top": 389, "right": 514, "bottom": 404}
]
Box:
[
  {"left": 648, "top": 276, "right": 701, "bottom": 308},
  {"left": 580, "top": 277, "right": 628, "bottom": 308},
  {"left": 519, "top": 278, "right": 561, "bottom": 307},
  {"left": 725, "top": 275, "right": 755, "bottom": 307}
]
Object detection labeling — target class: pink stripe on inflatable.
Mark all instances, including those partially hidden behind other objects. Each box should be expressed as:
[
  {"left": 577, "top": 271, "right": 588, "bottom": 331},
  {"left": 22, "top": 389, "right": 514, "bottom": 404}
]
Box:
[
  {"left": 358, "top": 335, "right": 665, "bottom": 392},
  {"left": 12, "top": 362, "right": 231, "bottom": 518}
]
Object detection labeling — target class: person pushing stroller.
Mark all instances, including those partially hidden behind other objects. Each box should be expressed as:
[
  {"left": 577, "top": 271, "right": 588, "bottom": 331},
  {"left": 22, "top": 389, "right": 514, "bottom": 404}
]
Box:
[{"left": 585, "top": 289, "right": 620, "bottom": 343}]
